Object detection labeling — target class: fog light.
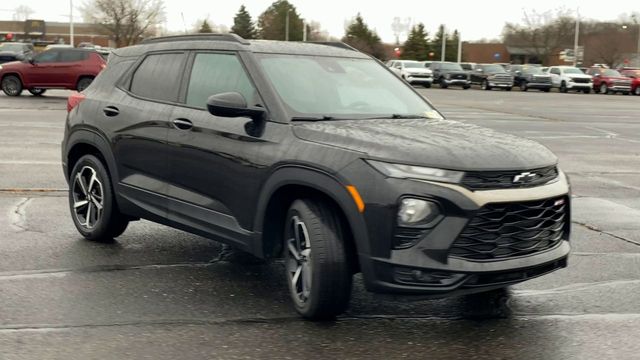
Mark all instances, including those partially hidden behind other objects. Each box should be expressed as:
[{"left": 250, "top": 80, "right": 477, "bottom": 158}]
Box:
[{"left": 398, "top": 198, "right": 439, "bottom": 226}]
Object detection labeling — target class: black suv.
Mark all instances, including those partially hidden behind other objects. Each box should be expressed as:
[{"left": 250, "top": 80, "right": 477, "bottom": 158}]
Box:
[
  {"left": 62, "top": 34, "right": 570, "bottom": 319},
  {"left": 470, "top": 63, "right": 514, "bottom": 90},
  {"left": 429, "top": 61, "right": 471, "bottom": 89},
  {"left": 510, "top": 65, "right": 551, "bottom": 92}
]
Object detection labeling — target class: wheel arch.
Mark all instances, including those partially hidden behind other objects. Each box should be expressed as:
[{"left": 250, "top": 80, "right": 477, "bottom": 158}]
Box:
[
  {"left": 65, "top": 129, "right": 119, "bottom": 184},
  {"left": 254, "top": 166, "right": 369, "bottom": 273}
]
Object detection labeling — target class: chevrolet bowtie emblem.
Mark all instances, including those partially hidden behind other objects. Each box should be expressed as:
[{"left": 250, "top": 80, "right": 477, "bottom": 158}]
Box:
[{"left": 513, "top": 172, "right": 537, "bottom": 183}]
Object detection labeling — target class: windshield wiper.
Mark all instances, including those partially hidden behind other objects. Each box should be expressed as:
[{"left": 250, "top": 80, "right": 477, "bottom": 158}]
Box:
[
  {"left": 355, "top": 114, "right": 432, "bottom": 120},
  {"left": 291, "top": 115, "right": 337, "bottom": 122}
]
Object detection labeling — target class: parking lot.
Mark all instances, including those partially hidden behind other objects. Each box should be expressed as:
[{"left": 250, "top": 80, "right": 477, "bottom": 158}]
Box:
[{"left": 1, "top": 88, "right": 639, "bottom": 359}]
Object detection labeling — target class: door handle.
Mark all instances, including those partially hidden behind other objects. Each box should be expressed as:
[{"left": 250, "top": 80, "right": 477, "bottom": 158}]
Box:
[
  {"left": 172, "top": 118, "right": 193, "bottom": 130},
  {"left": 103, "top": 106, "right": 119, "bottom": 117}
]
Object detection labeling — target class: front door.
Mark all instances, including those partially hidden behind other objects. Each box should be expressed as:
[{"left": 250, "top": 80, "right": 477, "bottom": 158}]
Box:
[
  {"left": 166, "top": 51, "right": 270, "bottom": 250},
  {"left": 24, "top": 50, "right": 60, "bottom": 85}
]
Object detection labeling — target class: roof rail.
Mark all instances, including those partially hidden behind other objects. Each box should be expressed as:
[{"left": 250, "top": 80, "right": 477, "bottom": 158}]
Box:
[
  {"left": 141, "top": 33, "right": 250, "bottom": 45},
  {"left": 311, "top": 42, "right": 359, "bottom": 52}
]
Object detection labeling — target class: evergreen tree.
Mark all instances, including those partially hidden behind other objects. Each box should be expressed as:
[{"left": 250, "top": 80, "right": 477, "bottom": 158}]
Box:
[
  {"left": 198, "top": 19, "right": 213, "bottom": 33},
  {"left": 257, "top": 0, "right": 303, "bottom": 41},
  {"left": 401, "top": 23, "right": 429, "bottom": 60},
  {"left": 342, "top": 14, "right": 385, "bottom": 59},
  {"left": 231, "top": 5, "right": 257, "bottom": 39}
]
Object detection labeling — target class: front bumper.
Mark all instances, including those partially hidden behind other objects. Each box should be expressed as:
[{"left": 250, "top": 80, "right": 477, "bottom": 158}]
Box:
[
  {"left": 406, "top": 75, "right": 433, "bottom": 84},
  {"left": 609, "top": 85, "right": 632, "bottom": 92},
  {"left": 526, "top": 82, "right": 552, "bottom": 89},
  {"left": 444, "top": 79, "right": 470, "bottom": 86},
  {"left": 343, "top": 162, "right": 571, "bottom": 296},
  {"left": 566, "top": 81, "right": 592, "bottom": 89},
  {"left": 488, "top": 81, "right": 513, "bottom": 88}
]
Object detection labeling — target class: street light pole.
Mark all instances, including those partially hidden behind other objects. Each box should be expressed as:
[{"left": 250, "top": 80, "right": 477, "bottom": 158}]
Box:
[
  {"left": 285, "top": 9, "right": 290, "bottom": 41},
  {"left": 302, "top": 19, "right": 307, "bottom": 42},
  {"left": 457, "top": 32, "right": 462, "bottom": 63},
  {"left": 440, "top": 26, "right": 446, "bottom": 62},
  {"left": 573, "top": 8, "right": 580, "bottom": 67},
  {"left": 70, "top": 0, "right": 74, "bottom": 46}
]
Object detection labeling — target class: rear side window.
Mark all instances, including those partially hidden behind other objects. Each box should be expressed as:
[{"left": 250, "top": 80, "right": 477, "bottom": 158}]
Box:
[
  {"left": 130, "top": 53, "right": 186, "bottom": 102},
  {"left": 185, "top": 53, "right": 256, "bottom": 108},
  {"left": 60, "top": 50, "right": 88, "bottom": 62}
]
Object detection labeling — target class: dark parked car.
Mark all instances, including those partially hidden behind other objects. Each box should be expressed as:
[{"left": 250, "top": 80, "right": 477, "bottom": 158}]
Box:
[
  {"left": 470, "top": 63, "right": 514, "bottom": 90},
  {"left": 62, "top": 34, "right": 571, "bottom": 320},
  {"left": 0, "top": 48, "right": 105, "bottom": 96},
  {"left": 429, "top": 61, "right": 470, "bottom": 89},
  {"left": 0, "top": 42, "right": 34, "bottom": 64},
  {"left": 585, "top": 67, "right": 632, "bottom": 95},
  {"left": 510, "top": 65, "right": 552, "bottom": 92}
]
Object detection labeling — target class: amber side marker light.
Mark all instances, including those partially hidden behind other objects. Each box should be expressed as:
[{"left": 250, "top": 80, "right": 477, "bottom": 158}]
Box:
[{"left": 346, "top": 185, "right": 365, "bottom": 213}]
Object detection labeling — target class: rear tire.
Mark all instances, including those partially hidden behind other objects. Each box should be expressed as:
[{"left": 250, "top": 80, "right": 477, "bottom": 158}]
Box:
[
  {"left": 76, "top": 77, "right": 94, "bottom": 92},
  {"left": 635, "top": 87, "right": 640, "bottom": 95},
  {"left": 1, "top": 75, "right": 23, "bottom": 96},
  {"left": 28, "top": 88, "right": 46, "bottom": 96},
  {"left": 284, "top": 198, "right": 352, "bottom": 320},
  {"left": 69, "top": 155, "right": 129, "bottom": 242}
]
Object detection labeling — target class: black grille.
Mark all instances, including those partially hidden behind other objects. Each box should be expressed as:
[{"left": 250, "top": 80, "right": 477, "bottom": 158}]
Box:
[
  {"left": 450, "top": 197, "right": 567, "bottom": 260},
  {"left": 452, "top": 74, "right": 467, "bottom": 80},
  {"left": 462, "top": 166, "right": 558, "bottom": 190},
  {"left": 571, "top": 77, "right": 590, "bottom": 84}
]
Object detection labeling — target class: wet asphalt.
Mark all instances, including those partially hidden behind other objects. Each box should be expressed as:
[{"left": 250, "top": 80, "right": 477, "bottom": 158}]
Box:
[{"left": 0, "top": 88, "right": 639, "bottom": 359}]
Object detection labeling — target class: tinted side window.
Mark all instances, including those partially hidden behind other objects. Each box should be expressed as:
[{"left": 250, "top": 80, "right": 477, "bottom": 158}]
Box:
[
  {"left": 130, "top": 53, "right": 186, "bottom": 102},
  {"left": 60, "top": 50, "right": 88, "bottom": 62},
  {"left": 35, "top": 50, "right": 59, "bottom": 63},
  {"left": 185, "top": 53, "right": 256, "bottom": 108},
  {"left": 550, "top": 68, "right": 560, "bottom": 75}
]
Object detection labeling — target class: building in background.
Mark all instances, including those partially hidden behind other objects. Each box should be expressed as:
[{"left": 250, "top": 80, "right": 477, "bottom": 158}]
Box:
[{"left": 0, "top": 20, "right": 113, "bottom": 49}]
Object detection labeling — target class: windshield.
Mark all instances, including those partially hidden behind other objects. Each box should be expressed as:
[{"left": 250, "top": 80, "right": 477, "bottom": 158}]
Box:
[
  {"left": 257, "top": 54, "right": 438, "bottom": 119},
  {"left": 0, "top": 43, "right": 23, "bottom": 52},
  {"left": 563, "top": 67, "right": 583, "bottom": 74},
  {"left": 402, "top": 62, "right": 422, "bottom": 68},
  {"left": 482, "top": 64, "right": 505, "bottom": 73},
  {"left": 602, "top": 69, "right": 622, "bottom": 77},
  {"left": 440, "top": 63, "right": 463, "bottom": 71},
  {"left": 524, "top": 67, "right": 545, "bottom": 75}
]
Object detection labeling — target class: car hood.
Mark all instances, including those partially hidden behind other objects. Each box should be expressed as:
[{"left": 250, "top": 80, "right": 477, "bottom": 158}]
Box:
[
  {"left": 0, "top": 60, "right": 24, "bottom": 69},
  {"left": 293, "top": 118, "right": 557, "bottom": 171}
]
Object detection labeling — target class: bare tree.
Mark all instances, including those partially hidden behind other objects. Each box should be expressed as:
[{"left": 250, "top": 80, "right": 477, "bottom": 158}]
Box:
[
  {"left": 13, "top": 5, "right": 34, "bottom": 21},
  {"left": 81, "top": 0, "right": 165, "bottom": 47},
  {"left": 502, "top": 9, "right": 575, "bottom": 64}
]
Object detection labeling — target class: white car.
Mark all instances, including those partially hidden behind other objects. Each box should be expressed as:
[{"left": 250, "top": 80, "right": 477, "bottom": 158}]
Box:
[
  {"left": 386, "top": 60, "right": 433, "bottom": 88},
  {"left": 548, "top": 66, "right": 593, "bottom": 93}
]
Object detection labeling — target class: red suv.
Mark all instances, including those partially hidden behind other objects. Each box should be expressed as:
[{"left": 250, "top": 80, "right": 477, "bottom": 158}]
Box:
[
  {"left": 0, "top": 48, "right": 105, "bottom": 96},
  {"left": 619, "top": 68, "right": 640, "bottom": 95},
  {"left": 586, "top": 67, "right": 632, "bottom": 95}
]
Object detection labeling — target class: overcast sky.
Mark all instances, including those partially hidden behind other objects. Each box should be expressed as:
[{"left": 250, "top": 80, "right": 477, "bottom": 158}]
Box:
[{"left": 1, "top": 0, "right": 639, "bottom": 42}]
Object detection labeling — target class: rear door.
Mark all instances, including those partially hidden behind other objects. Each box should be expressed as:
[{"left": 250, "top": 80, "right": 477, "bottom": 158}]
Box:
[
  {"left": 108, "top": 52, "right": 188, "bottom": 220},
  {"left": 57, "top": 50, "right": 89, "bottom": 87}
]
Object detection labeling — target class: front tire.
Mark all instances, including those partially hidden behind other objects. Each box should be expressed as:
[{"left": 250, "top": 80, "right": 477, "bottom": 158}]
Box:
[
  {"left": 481, "top": 79, "right": 491, "bottom": 90},
  {"left": 635, "top": 87, "right": 640, "bottom": 96},
  {"left": 520, "top": 82, "right": 528, "bottom": 91},
  {"left": 284, "top": 199, "right": 352, "bottom": 320},
  {"left": 439, "top": 78, "right": 448, "bottom": 89},
  {"left": 1, "top": 75, "right": 23, "bottom": 96},
  {"left": 600, "top": 83, "right": 609, "bottom": 95},
  {"left": 69, "top": 155, "right": 129, "bottom": 242}
]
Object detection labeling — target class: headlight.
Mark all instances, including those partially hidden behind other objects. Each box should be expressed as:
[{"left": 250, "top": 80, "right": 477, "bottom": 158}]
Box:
[
  {"left": 367, "top": 160, "right": 465, "bottom": 183},
  {"left": 0, "top": 65, "right": 3, "bottom": 71},
  {"left": 398, "top": 198, "right": 440, "bottom": 225}
]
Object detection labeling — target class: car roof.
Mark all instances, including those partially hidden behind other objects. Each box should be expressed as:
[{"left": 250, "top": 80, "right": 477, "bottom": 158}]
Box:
[{"left": 114, "top": 34, "right": 370, "bottom": 59}]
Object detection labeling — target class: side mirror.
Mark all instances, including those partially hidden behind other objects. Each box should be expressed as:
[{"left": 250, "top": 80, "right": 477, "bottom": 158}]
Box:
[
  {"left": 207, "top": 92, "right": 265, "bottom": 122},
  {"left": 28, "top": 57, "right": 36, "bottom": 65}
]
